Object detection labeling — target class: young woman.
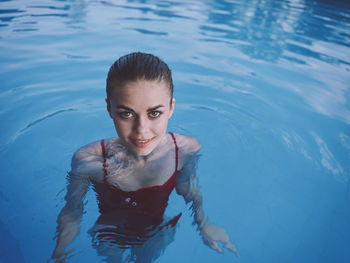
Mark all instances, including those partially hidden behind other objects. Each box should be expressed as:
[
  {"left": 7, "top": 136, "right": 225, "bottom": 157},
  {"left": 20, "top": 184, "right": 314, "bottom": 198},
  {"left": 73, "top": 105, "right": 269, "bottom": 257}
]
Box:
[{"left": 52, "top": 52, "right": 238, "bottom": 262}]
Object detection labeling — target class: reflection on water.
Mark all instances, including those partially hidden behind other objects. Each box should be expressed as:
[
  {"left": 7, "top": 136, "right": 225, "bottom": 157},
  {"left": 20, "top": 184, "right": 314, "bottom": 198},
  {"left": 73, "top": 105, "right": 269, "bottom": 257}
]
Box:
[
  {"left": 89, "top": 211, "right": 179, "bottom": 262},
  {"left": 0, "top": 0, "right": 87, "bottom": 34},
  {"left": 1, "top": 0, "right": 349, "bottom": 68},
  {"left": 202, "top": 0, "right": 350, "bottom": 63},
  {"left": 312, "top": 132, "right": 345, "bottom": 181}
]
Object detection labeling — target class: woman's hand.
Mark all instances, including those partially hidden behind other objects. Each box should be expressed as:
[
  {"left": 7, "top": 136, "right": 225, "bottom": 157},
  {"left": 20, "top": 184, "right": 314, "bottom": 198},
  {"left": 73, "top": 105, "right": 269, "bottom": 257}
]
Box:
[
  {"left": 200, "top": 222, "right": 239, "bottom": 257},
  {"left": 51, "top": 247, "right": 75, "bottom": 263}
]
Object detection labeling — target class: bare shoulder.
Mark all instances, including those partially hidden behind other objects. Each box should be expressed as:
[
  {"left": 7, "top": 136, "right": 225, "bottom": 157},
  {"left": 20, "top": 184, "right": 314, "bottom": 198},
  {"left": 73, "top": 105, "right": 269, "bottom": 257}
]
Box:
[
  {"left": 73, "top": 140, "right": 102, "bottom": 160},
  {"left": 172, "top": 133, "right": 201, "bottom": 155},
  {"left": 172, "top": 133, "right": 201, "bottom": 179},
  {"left": 71, "top": 139, "right": 114, "bottom": 177}
]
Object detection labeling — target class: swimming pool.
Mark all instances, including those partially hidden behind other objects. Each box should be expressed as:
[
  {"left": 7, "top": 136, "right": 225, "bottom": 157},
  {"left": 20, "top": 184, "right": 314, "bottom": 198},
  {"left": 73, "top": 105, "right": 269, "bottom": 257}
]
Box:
[{"left": 0, "top": 0, "right": 349, "bottom": 262}]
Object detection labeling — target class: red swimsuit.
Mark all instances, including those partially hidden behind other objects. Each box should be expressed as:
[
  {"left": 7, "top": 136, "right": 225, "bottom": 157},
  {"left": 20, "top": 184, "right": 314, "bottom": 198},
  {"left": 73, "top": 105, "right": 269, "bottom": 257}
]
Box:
[{"left": 91, "top": 133, "right": 181, "bottom": 238}]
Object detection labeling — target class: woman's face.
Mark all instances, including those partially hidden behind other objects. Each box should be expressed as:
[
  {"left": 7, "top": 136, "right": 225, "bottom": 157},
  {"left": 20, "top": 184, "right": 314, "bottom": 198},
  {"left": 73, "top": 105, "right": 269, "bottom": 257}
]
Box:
[{"left": 107, "top": 79, "right": 175, "bottom": 156}]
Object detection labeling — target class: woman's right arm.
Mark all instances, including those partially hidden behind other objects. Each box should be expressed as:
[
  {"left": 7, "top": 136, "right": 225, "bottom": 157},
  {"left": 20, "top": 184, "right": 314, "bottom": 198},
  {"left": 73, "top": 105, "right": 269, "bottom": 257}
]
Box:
[
  {"left": 52, "top": 142, "right": 103, "bottom": 261},
  {"left": 51, "top": 172, "right": 89, "bottom": 261}
]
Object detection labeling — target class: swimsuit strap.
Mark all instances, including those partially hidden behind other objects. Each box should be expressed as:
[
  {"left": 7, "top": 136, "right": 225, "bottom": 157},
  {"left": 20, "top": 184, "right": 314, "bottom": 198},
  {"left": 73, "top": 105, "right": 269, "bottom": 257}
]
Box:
[
  {"left": 169, "top": 132, "right": 178, "bottom": 171},
  {"left": 101, "top": 139, "right": 107, "bottom": 176}
]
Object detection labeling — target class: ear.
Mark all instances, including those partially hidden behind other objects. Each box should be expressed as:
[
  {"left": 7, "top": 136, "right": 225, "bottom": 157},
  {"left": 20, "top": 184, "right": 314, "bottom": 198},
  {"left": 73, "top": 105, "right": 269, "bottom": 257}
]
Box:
[
  {"left": 106, "top": 98, "right": 113, "bottom": 119},
  {"left": 168, "top": 98, "right": 175, "bottom": 119}
]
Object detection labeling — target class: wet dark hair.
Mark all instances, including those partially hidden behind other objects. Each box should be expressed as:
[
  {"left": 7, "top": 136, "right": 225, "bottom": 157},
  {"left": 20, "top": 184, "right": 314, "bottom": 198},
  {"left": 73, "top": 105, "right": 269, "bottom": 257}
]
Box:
[{"left": 106, "top": 52, "right": 173, "bottom": 102}]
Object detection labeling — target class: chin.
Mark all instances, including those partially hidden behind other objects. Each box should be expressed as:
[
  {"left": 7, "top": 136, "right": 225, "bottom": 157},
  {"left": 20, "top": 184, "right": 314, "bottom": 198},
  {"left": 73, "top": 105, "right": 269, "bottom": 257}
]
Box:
[{"left": 132, "top": 139, "right": 160, "bottom": 156}]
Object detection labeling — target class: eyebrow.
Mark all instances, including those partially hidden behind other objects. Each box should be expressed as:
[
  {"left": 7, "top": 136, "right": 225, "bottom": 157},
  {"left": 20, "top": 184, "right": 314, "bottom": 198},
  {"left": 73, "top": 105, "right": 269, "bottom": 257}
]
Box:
[
  {"left": 147, "top": 105, "right": 165, "bottom": 111},
  {"left": 116, "top": 105, "right": 165, "bottom": 112}
]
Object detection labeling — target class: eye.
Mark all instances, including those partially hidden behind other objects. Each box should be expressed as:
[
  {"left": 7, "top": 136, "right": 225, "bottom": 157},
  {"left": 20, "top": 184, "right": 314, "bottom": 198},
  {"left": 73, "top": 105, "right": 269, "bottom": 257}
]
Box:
[
  {"left": 148, "top": 111, "right": 161, "bottom": 119},
  {"left": 118, "top": 111, "right": 134, "bottom": 119}
]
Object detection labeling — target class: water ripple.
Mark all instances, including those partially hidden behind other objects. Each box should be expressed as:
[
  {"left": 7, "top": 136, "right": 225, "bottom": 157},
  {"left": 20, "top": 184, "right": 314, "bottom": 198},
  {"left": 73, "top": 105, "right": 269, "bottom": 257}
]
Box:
[
  {"left": 132, "top": 28, "right": 167, "bottom": 36},
  {"left": 0, "top": 0, "right": 349, "bottom": 261},
  {"left": 28, "top": 5, "right": 71, "bottom": 11},
  {"left": 8, "top": 108, "right": 77, "bottom": 144},
  {"left": 0, "top": 8, "right": 24, "bottom": 15},
  {"left": 20, "top": 109, "right": 76, "bottom": 133}
]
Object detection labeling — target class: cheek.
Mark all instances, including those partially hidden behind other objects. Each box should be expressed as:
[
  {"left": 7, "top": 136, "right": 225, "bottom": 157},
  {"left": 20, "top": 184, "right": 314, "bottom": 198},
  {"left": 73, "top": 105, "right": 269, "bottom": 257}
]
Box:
[
  {"left": 153, "top": 116, "right": 169, "bottom": 130},
  {"left": 113, "top": 118, "right": 131, "bottom": 132}
]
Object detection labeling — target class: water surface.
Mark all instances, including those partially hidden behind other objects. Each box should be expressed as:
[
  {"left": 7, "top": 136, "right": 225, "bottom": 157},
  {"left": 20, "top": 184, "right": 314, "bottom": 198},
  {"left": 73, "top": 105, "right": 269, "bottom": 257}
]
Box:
[{"left": 0, "top": 0, "right": 350, "bottom": 262}]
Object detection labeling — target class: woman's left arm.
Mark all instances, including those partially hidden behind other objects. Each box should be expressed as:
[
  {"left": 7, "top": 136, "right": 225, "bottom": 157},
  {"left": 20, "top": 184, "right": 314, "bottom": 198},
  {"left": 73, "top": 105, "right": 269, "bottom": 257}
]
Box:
[
  {"left": 176, "top": 177, "right": 239, "bottom": 256},
  {"left": 175, "top": 136, "right": 239, "bottom": 256}
]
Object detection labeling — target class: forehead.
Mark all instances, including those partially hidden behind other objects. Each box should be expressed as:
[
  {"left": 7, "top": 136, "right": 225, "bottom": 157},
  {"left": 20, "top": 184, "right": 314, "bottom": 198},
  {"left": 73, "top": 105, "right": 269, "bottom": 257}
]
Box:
[{"left": 110, "top": 79, "right": 171, "bottom": 105}]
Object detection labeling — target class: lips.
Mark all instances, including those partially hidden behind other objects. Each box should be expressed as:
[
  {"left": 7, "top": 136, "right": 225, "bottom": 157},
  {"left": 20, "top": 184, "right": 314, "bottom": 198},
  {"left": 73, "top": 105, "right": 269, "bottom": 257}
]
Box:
[{"left": 130, "top": 137, "right": 155, "bottom": 148}]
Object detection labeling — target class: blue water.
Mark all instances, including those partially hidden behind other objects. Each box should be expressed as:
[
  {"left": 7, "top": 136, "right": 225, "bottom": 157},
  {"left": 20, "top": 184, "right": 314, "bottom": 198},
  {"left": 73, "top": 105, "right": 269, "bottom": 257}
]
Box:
[{"left": 1, "top": 0, "right": 350, "bottom": 262}]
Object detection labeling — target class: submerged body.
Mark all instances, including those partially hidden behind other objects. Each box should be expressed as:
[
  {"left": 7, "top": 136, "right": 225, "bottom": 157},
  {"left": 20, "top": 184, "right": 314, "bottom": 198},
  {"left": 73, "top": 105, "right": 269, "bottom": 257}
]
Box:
[
  {"left": 54, "top": 132, "right": 202, "bottom": 262},
  {"left": 91, "top": 133, "right": 183, "bottom": 248}
]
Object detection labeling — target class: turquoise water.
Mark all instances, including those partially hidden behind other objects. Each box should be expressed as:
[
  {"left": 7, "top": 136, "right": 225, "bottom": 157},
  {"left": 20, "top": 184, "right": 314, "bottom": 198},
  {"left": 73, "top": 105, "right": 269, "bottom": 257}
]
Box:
[{"left": 1, "top": 0, "right": 350, "bottom": 262}]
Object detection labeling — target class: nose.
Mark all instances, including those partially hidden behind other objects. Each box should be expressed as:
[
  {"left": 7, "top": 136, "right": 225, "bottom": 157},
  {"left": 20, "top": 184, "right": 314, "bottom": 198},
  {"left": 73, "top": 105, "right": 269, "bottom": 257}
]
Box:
[{"left": 133, "top": 115, "right": 149, "bottom": 135}]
